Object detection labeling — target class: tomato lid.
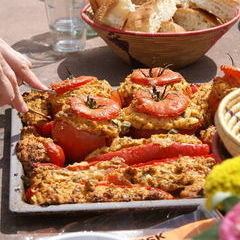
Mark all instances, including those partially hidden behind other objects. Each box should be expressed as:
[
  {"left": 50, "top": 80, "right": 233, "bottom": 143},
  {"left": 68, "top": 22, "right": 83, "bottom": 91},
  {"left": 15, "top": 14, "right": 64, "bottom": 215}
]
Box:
[{"left": 70, "top": 96, "right": 120, "bottom": 121}]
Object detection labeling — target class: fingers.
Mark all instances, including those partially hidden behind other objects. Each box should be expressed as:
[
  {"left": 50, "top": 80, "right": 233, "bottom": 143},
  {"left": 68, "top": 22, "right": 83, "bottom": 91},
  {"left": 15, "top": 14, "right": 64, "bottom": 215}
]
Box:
[
  {"left": 0, "top": 67, "right": 15, "bottom": 107},
  {"left": 0, "top": 54, "right": 28, "bottom": 112},
  {"left": 0, "top": 41, "right": 48, "bottom": 90}
]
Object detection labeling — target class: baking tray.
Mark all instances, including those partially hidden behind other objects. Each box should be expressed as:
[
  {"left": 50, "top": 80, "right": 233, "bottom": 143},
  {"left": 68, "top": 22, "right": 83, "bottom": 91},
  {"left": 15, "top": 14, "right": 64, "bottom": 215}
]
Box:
[{"left": 9, "top": 109, "right": 205, "bottom": 214}]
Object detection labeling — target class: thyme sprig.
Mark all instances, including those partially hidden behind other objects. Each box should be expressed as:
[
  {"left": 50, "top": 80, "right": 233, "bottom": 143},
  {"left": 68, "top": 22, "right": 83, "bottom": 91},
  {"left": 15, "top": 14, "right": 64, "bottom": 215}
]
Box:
[
  {"left": 157, "top": 63, "right": 174, "bottom": 77},
  {"left": 151, "top": 85, "right": 168, "bottom": 102},
  {"left": 149, "top": 68, "right": 154, "bottom": 77},
  {"left": 140, "top": 69, "right": 148, "bottom": 77},
  {"left": 85, "top": 96, "right": 105, "bottom": 109},
  {"left": 65, "top": 66, "right": 75, "bottom": 79},
  {"left": 227, "top": 53, "right": 235, "bottom": 67}
]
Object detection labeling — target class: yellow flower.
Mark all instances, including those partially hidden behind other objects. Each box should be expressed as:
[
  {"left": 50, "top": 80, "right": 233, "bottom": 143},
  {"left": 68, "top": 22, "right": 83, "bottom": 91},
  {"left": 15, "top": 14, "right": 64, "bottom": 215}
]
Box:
[{"left": 205, "top": 156, "right": 240, "bottom": 209}]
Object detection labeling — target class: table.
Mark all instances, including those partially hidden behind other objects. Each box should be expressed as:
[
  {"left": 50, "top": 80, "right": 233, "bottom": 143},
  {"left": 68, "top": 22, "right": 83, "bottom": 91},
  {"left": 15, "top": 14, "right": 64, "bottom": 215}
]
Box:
[{"left": 0, "top": 0, "right": 239, "bottom": 239}]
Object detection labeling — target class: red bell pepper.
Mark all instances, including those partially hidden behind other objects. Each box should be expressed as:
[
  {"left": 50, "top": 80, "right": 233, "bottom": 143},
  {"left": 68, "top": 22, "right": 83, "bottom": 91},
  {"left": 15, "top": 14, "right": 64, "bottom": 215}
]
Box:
[
  {"left": 25, "top": 187, "right": 36, "bottom": 203},
  {"left": 44, "top": 141, "right": 66, "bottom": 167},
  {"left": 221, "top": 65, "right": 240, "bottom": 87},
  {"left": 190, "top": 84, "right": 201, "bottom": 94},
  {"left": 51, "top": 76, "right": 97, "bottom": 94},
  {"left": 86, "top": 142, "right": 210, "bottom": 165}
]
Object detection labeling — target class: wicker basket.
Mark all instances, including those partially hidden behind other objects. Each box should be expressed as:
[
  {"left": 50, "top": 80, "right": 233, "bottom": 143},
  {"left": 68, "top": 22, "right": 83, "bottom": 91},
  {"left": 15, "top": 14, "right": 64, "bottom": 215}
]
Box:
[
  {"left": 82, "top": 4, "right": 240, "bottom": 69},
  {"left": 215, "top": 88, "right": 240, "bottom": 157}
]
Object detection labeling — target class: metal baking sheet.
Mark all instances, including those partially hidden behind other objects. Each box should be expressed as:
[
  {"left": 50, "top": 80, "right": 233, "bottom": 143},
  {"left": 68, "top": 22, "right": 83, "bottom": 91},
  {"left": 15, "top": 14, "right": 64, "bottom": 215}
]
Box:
[{"left": 9, "top": 109, "right": 205, "bottom": 214}]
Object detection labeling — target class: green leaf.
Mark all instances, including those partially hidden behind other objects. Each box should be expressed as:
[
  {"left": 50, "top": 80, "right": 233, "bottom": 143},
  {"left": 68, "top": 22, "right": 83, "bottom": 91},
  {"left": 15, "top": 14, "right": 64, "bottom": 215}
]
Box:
[
  {"left": 211, "top": 192, "right": 240, "bottom": 211},
  {"left": 193, "top": 223, "right": 219, "bottom": 240},
  {"left": 222, "top": 196, "right": 240, "bottom": 212}
]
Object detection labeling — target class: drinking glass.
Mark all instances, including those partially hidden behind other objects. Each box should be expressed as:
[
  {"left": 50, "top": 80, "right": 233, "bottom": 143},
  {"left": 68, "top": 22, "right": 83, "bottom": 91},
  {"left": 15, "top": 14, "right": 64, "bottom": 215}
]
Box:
[{"left": 45, "top": 0, "right": 87, "bottom": 52}]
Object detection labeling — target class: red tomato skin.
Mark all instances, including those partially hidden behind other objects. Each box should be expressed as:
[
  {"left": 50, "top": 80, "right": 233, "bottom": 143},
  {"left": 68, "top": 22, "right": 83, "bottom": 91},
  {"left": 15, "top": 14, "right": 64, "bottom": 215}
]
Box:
[
  {"left": 130, "top": 68, "right": 183, "bottom": 86},
  {"left": 70, "top": 96, "right": 120, "bottom": 121},
  {"left": 86, "top": 142, "right": 210, "bottom": 165},
  {"left": 52, "top": 121, "right": 106, "bottom": 162},
  {"left": 134, "top": 90, "right": 189, "bottom": 118},
  {"left": 35, "top": 121, "right": 54, "bottom": 137},
  {"left": 45, "top": 141, "right": 66, "bottom": 167},
  {"left": 111, "top": 90, "right": 122, "bottom": 108}
]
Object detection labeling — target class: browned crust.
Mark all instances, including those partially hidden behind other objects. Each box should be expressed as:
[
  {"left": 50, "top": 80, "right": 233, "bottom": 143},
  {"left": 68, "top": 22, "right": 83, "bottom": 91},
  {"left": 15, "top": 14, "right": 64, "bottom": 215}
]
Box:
[
  {"left": 94, "top": 0, "right": 118, "bottom": 24},
  {"left": 108, "top": 155, "right": 216, "bottom": 198}
]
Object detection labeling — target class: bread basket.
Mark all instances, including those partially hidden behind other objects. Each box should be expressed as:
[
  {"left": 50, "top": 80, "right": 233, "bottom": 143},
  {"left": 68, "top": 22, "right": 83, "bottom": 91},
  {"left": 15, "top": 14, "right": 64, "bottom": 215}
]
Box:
[
  {"left": 215, "top": 88, "right": 240, "bottom": 157},
  {"left": 82, "top": 4, "right": 240, "bottom": 69}
]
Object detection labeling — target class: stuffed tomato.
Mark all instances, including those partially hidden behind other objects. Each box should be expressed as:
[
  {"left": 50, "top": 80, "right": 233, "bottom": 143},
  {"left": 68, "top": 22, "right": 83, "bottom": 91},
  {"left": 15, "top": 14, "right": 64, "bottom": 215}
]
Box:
[
  {"left": 49, "top": 75, "right": 122, "bottom": 114},
  {"left": 52, "top": 94, "right": 122, "bottom": 162},
  {"left": 120, "top": 82, "right": 212, "bottom": 138},
  {"left": 118, "top": 67, "right": 192, "bottom": 107}
]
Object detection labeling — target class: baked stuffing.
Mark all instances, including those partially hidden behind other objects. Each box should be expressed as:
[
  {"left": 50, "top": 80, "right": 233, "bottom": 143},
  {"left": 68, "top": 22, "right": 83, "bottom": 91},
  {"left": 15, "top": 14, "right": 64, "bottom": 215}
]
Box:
[
  {"left": 19, "top": 91, "right": 51, "bottom": 126},
  {"left": 107, "top": 155, "right": 216, "bottom": 198},
  {"left": 200, "top": 125, "right": 216, "bottom": 145},
  {"left": 28, "top": 157, "right": 127, "bottom": 186},
  {"left": 16, "top": 127, "right": 52, "bottom": 172},
  {"left": 27, "top": 159, "right": 173, "bottom": 205},
  {"left": 16, "top": 66, "right": 225, "bottom": 206},
  {"left": 27, "top": 182, "right": 173, "bottom": 205}
]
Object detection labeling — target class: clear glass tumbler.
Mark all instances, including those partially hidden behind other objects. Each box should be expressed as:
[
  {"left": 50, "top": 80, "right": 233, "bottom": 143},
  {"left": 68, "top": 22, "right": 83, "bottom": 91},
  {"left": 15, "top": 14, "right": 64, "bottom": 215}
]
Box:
[{"left": 45, "top": 0, "right": 87, "bottom": 52}]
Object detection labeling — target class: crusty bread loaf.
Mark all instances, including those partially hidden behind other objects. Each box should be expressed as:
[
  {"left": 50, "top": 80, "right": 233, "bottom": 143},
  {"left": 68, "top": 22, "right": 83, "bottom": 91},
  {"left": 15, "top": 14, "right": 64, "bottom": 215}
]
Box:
[
  {"left": 89, "top": 0, "right": 112, "bottom": 13},
  {"left": 124, "top": 0, "right": 177, "bottom": 32},
  {"left": 173, "top": 8, "right": 220, "bottom": 30},
  {"left": 94, "top": 0, "right": 135, "bottom": 29},
  {"left": 158, "top": 21, "right": 186, "bottom": 32},
  {"left": 190, "top": 0, "right": 240, "bottom": 21},
  {"left": 175, "top": 0, "right": 190, "bottom": 8},
  {"left": 132, "top": 0, "right": 150, "bottom": 4},
  {"left": 89, "top": 0, "right": 99, "bottom": 13}
]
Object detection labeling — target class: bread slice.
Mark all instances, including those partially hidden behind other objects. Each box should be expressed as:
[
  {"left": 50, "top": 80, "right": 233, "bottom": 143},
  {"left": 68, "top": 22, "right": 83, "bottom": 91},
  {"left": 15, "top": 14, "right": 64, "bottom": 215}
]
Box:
[
  {"left": 124, "top": 0, "right": 177, "bottom": 32},
  {"left": 89, "top": 0, "right": 111, "bottom": 13},
  {"left": 158, "top": 21, "right": 186, "bottom": 32},
  {"left": 175, "top": 0, "right": 190, "bottom": 8},
  {"left": 94, "top": 0, "right": 136, "bottom": 29},
  {"left": 89, "top": 0, "right": 99, "bottom": 13},
  {"left": 94, "top": 0, "right": 135, "bottom": 29},
  {"left": 132, "top": 0, "right": 150, "bottom": 5},
  {"left": 173, "top": 8, "right": 220, "bottom": 30},
  {"left": 190, "top": 0, "right": 240, "bottom": 21}
]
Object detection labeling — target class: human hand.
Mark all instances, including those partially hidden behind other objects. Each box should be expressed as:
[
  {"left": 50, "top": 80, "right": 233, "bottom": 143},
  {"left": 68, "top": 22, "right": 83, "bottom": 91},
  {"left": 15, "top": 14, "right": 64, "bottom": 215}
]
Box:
[{"left": 0, "top": 39, "right": 47, "bottom": 112}]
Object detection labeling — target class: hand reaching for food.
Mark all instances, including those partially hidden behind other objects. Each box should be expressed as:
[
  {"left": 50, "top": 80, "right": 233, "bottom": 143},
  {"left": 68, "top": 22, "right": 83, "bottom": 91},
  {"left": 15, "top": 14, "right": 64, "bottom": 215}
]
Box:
[{"left": 0, "top": 38, "right": 47, "bottom": 112}]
